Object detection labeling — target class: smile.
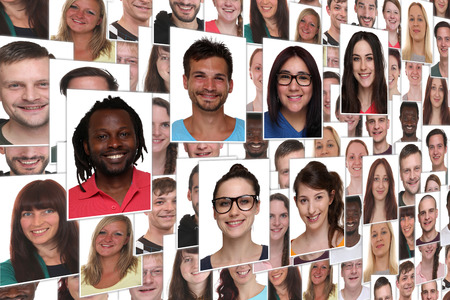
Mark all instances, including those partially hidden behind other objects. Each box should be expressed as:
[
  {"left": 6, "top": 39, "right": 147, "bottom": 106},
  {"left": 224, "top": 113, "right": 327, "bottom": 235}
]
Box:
[
  {"left": 177, "top": 4, "right": 195, "bottom": 13},
  {"left": 106, "top": 154, "right": 124, "bottom": 159},
  {"left": 226, "top": 220, "right": 244, "bottom": 227},
  {"left": 359, "top": 73, "right": 371, "bottom": 79},
  {"left": 307, "top": 214, "right": 320, "bottom": 222},
  {"left": 72, "top": 18, "right": 86, "bottom": 24},
  {"left": 287, "top": 95, "right": 303, "bottom": 101},
  {"left": 134, "top": 4, "right": 151, "bottom": 10},
  {"left": 194, "top": 151, "right": 212, "bottom": 157},
  {"left": 18, "top": 104, "right": 47, "bottom": 110},
  {"left": 376, "top": 243, "right": 384, "bottom": 249},
  {"left": 31, "top": 228, "right": 48, "bottom": 234}
]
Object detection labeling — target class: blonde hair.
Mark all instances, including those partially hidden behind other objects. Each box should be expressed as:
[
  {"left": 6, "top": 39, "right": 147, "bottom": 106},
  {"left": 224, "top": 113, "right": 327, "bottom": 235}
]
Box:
[
  {"left": 314, "top": 126, "right": 341, "bottom": 154},
  {"left": 402, "top": 2, "right": 432, "bottom": 63},
  {"left": 303, "top": 260, "right": 336, "bottom": 300},
  {"left": 363, "top": 222, "right": 398, "bottom": 282},
  {"left": 82, "top": 215, "right": 137, "bottom": 286},
  {"left": 295, "top": 8, "right": 321, "bottom": 44},
  {"left": 54, "top": 0, "right": 112, "bottom": 60}
]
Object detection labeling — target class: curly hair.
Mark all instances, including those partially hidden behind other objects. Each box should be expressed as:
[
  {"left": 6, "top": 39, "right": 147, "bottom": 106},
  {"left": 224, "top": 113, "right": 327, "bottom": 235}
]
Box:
[
  {"left": 363, "top": 158, "right": 398, "bottom": 224},
  {"left": 342, "top": 31, "right": 387, "bottom": 114},
  {"left": 168, "top": 248, "right": 212, "bottom": 300},
  {"left": 152, "top": 97, "right": 177, "bottom": 175},
  {"left": 293, "top": 161, "right": 344, "bottom": 248},
  {"left": 423, "top": 76, "right": 450, "bottom": 125},
  {"left": 144, "top": 45, "right": 170, "bottom": 93},
  {"left": 267, "top": 46, "right": 321, "bottom": 137},
  {"left": 82, "top": 215, "right": 138, "bottom": 286},
  {"left": 54, "top": 0, "right": 112, "bottom": 60},
  {"left": 217, "top": 268, "right": 239, "bottom": 300},
  {"left": 72, "top": 96, "right": 147, "bottom": 191},
  {"left": 295, "top": 8, "right": 321, "bottom": 44},
  {"left": 10, "top": 180, "right": 79, "bottom": 282},
  {"left": 402, "top": 2, "right": 432, "bottom": 63}
]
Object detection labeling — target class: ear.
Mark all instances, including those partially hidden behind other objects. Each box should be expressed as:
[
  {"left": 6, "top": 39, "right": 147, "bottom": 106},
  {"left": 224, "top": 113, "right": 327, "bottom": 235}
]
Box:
[
  {"left": 0, "top": 147, "right": 5, "bottom": 155},
  {"left": 228, "top": 79, "right": 234, "bottom": 93},
  {"left": 83, "top": 141, "right": 90, "bottom": 156},
  {"left": 124, "top": 236, "right": 130, "bottom": 245},
  {"left": 183, "top": 74, "right": 188, "bottom": 90},
  {"left": 187, "top": 189, "right": 192, "bottom": 202},
  {"left": 387, "top": 118, "right": 390, "bottom": 130},
  {"left": 213, "top": 207, "right": 217, "bottom": 220},
  {"left": 396, "top": 281, "right": 400, "bottom": 289},
  {"left": 354, "top": 3, "right": 357, "bottom": 12},
  {"left": 183, "top": 143, "right": 189, "bottom": 153},
  {"left": 249, "top": 67, "right": 253, "bottom": 79},
  {"left": 97, "top": 17, "right": 102, "bottom": 26},
  {"left": 326, "top": 5, "right": 331, "bottom": 16},
  {"left": 329, "top": 190, "right": 335, "bottom": 205},
  {"left": 254, "top": 200, "right": 260, "bottom": 215},
  {"left": 294, "top": 196, "right": 299, "bottom": 207},
  {"left": 219, "top": 143, "right": 224, "bottom": 149}
]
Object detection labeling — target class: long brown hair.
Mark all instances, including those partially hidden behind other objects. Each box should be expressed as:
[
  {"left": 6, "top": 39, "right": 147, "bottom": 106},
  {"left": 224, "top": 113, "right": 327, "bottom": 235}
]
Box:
[
  {"left": 423, "top": 76, "right": 450, "bottom": 125},
  {"left": 144, "top": 45, "right": 170, "bottom": 93},
  {"left": 293, "top": 161, "right": 344, "bottom": 248},
  {"left": 168, "top": 248, "right": 212, "bottom": 300},
  {"left": 0, "top": 1, "right": 48, "bottom": 38},
  {"left": 11, "top": 180, "right": 78, "bottom": 282},
  {"left": 363, "top": 158, "right": 398, "bottom": 224},
  {"left": 249, "top": 0, "right": 289, "bottom": 43},
  {"left": 270, "top": 193, "right": 290, "bottom": 266}
]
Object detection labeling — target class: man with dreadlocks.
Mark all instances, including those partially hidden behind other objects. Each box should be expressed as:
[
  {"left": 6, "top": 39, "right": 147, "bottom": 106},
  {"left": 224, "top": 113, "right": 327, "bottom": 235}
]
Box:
[{"left": 68, "top": 96, "right": 150, "bottom": 219}]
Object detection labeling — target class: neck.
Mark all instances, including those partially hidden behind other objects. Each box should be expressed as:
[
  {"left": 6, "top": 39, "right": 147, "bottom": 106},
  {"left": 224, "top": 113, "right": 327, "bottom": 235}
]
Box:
[
  {"left": 374, "top": 254, "right": 389, "bottom": 272},
  {"left": 236, "top": 278, "right": 262, "bottom": 300},
  {"left": 412, "top": 42, "right": 426, "bottom": 57},
  {"left": 2, "top": 1, "right": 28, "bottom": 27},
  {"left": 152, "top": 150, "right": 167, "bottom": 175},
  {"left": 421, "top": 228, "right": 437, "bottom": 242},
  {"left": 387, "top": 30, "right": 398, "bottom": 45},
  {"left": 280, "top": 107, "right": 307, "bottom": 132},
  {"left": 406, "top": 235, "right": 414, "bottom": 250},
  {"left": 118, "top": 14, "right": 149, "bottom": 37},
  {"left": 345, "top": 230, "right": 361, "bottom": 248},
  {"left": 263, "top": 18, "right": 279, "bottom": 37},
  {"left": 440, "top": 58, "right": 448, "bottom": 77},
  {"left": 373, "top": 140, "right": 389, "bottom": 154},
  {"left": 35, "top": 243, "right": 61, "bottom": 265},
  {"left": 432, "top": 164, "right": 447, "bottom": 172},
  {"left": 327, "top": 25, "right": 340, "bottom": 41},
  {"left": 144, "top": 225, "right": 173, "bottom": 246},
  {"left": 313, "top": 282, "right": 327, "bottom": 298},
  {"left": 401, "top": 133, "right": 418, "bottom": 142},
  {"left": 357, "top": 87, "right": 373, "bottom": 111},
  {"left": 269, "top": 237, "right": 285, "bottom": 267},
  {"left": 2, "top": 121, "right": 49, "bottom": 144},
  {"left": 421, "top": 258, "right": 434, "bottom": 270},
  {"left": 100, "top": 254, "right": 120, "bottom": 272},
  {"left": 348, "top": 175, "right": 363, "bottom": 194},
  {"left": 95, "top": 167, "right": 134, "bottom": 194},
  {"left": 402, "top": 190, "right": 415, "bottom": 206},
  {"left": 214, "top": 18, "right": 238, "bottom": 36},
  {"left": 171, "top": 15, "right": 198, "bottom": 30},
  {"left": 342, "top": 285, "right": 363, "bottom": 300}
]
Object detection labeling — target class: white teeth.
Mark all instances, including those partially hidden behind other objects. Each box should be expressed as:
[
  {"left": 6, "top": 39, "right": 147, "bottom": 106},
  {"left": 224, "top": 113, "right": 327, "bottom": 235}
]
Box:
[
  {"left": 308, "top": 215, "right": 319, "bottom": 221},
  {"left": 22, "top": 105, "right": 44, "bottom": 110},
  {"left": 228, "top": 220, "right": 243, "bottom": 225},
  {"left": 179, "top": 5, "right": 192, "bottom": 11},
  {"left": 20, "top": 160, "right": 38, "bottom": 165},
  {"left": 107, "top": 154, "right": 124, "bottom": 159},
  {"left": 32, "top": 229, "right": 47, "bottom": 234}
]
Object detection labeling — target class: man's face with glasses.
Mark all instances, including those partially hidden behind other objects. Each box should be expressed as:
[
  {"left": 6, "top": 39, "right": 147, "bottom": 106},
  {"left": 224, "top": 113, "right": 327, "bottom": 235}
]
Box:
[
  {"left": 276, "top": 56, "right": 313, "bottom": 116},
  {"left": 341, "top": 259, "right": 363, "bottom": 289},
  {"left": 213, "top": 177, "right": 260, "bottom": 239}
]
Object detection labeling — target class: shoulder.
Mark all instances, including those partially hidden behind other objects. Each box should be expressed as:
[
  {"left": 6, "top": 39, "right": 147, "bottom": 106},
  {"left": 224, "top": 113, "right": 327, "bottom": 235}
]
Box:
[
  {"left": 172, "top": 119, "right": 195, "bottom": 141},
  {"left": 244, "top": 24, "right": 253, "bottom": 43},
  {"left": 200, "top": 255, "right": 212, "bottom": 271},
  {"left": 259, "top": 245, "right": 268, "bottom": 260},
  {"left": 0, "top": 259, "right": 18, "bottom": 285}
]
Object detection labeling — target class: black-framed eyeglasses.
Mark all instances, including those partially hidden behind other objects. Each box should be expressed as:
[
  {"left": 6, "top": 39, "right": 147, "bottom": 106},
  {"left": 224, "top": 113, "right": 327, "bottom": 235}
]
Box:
[
  {"left": 212, "top": 195, "right": 259, "bottom": 214},
  {"left": 276, "top": 72, "right": 312, "bottom": 86}
]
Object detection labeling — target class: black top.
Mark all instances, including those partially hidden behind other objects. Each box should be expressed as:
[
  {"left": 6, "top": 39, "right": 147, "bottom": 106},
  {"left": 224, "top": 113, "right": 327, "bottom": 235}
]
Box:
[{"left": 200, "top": 245, "right": 268, "bottom": 271}]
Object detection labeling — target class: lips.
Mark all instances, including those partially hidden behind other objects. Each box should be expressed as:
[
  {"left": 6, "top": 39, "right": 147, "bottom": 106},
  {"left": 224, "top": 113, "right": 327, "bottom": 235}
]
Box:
[
  {"left": 18, "top": 104, "right": 48, "bottom": 111},
  {"left": 226, "top": 219, "right": 244, "bottom": 227},
  {"left": 307, "top": 214, "right": 320, "bottom": 222},
  {"left": 31, "top": 228, "right": 48, "bottom": 235},
  {"left": 287, "top": 95, "right": 303, "bottom": 101},
  {"left": 376, "top": 243, "right": 384, "bottom": 249},
  {"left": 193, "top": 151, "right": 212, "bottom": 157}
]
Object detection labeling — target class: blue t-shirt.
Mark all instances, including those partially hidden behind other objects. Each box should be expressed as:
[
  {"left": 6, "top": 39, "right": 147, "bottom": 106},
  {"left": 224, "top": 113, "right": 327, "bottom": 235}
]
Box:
[
  {"left": 172, "top": 118, "right": 245, "bottom": 142},
  {"left": 264, "top": 111, "right": 305, "bottom": 138},
  {"left": 250, "top": 286, "right": 268, "bottom": 300}
]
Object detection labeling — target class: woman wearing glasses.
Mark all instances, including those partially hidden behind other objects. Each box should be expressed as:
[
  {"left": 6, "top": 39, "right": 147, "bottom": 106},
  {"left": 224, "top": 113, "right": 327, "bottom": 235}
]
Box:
[
  {"left": 200, "top": 164, "right": 267, "bottom": 270},
  {"left": 264, "top": 46, "right": 321, "bottom": 138}
]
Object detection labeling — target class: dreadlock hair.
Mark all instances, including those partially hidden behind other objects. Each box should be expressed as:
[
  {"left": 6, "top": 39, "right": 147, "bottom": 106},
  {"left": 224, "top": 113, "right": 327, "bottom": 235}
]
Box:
[{"left": 72, "top": 96, "right": 147, "bottom": 192}]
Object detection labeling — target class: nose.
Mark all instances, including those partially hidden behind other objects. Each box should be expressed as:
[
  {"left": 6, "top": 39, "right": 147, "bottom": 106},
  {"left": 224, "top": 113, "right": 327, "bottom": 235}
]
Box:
[
  {"left": 355, "top": 156, "right": 362, "bottom": 166},
  {"left": 307, "top": 201, "right": 315, "bottom": 215},
  {"left": 23, "top": 85, "right": 39, "bottom": 101},
  {"left": 229, "top": 200, "right": 240, "bottom": 216},
  {"left": 143, "top": 271, "right": 155, "bottom": 285},
  {"left": 272, "top": 215, "right": 280, "bottom": 227},
  {"left": 165, "top": 200, "right": 176, "bottom": 212},
  {"left": 32, "top": 214, "right": 43, "bottom": 226},
  {"left": 196, "top": 143, "right": 208, "bottom": 150},
  {"left": 205, "top": 77, "right": 216, "bottom": 91},
  {"left": 360, "top": 58, "right": 367, "bottom": 70},
  {"left": 108, "top": 135, "right": 122, "bottom": 148},
  {"left": 288, "top": 77, "right": 301, "bottom": 90}
]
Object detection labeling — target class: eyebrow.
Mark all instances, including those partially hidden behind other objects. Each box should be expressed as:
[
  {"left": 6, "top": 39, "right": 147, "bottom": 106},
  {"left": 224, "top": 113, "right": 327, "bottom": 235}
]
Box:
[{"left": 191, "top": 70, "right": 227, "bottom": 78}]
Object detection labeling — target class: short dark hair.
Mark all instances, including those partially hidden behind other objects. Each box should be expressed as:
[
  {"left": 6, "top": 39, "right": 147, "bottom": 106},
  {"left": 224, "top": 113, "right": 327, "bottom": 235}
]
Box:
[
  {"left": 153, "top": 177, "right": 176, "bottom": 196},
  {"left": 426, "top": 128, "right": 447, "bottom": 148},
  {"left": 274, "top": 140, "right": 305, "bottom": 170},
  {"left": 397, "top": 261, "right": 414, "bottom": 281},
  {"left": 356, "top": 0, "right": 377, "bottom": 8},
  {"left": 188, "top": 164, "right": 199, "bottom": 191},
  {"left": 72, "top": 96, "right": 147, "bottom": 191},
  {"left": 0, "top": 41, "right": 52, "bottom": 66},
  {"left": 400, "top": 101, "right": 419, "bottom": 117},
  {"left": 323, "top": 71, "right": 340, "bottom": 82},
  {"left": 374, "top": 277, "right": 391, "bottom": 296},
  {"left": 346, "top": 195, "right": 362, "bottom": 212},
  {"left": 399, "top": 144, "right": 422, "bottom": 168},
  {"left": 183, "top": 37, "right": 233, "bottom": 81},
  {"left": 434, "top": 21, "right": 450, "bottom": 37},
  {"left": 327, "top": 0, "right": 348, "bottom": 9},
  {"left": 59, "top": 67, "right": 119, "bottom": 96}
]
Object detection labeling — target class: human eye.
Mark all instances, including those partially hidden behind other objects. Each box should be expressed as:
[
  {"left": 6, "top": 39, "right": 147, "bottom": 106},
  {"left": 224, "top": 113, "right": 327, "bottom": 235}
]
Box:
[
  {"left": 87, "top": 10, "right": 96, "bottom": 15},
  {"left": 349, "top": 155, "right": 354, "bottom": 160},
  {"left": 22, "top": 211, "right": 32, "bottom": 217},
  {"left": 409, "top": 17, "right": 414, "bottom": 22},
  {"left": 381, "top": 230, "right": 388, "bottom": 235},
  {"left": 238, "top": 198, "right": 250, "bottom": 205},
  {"left": 114, "top": 232, "right": 123, "bottom": 236},
  {"left": 44, "top": 209, "right": 55, "bottom": 214},
  {"left": 371, "top": 232, "right": 377, "bottom": 238},
  {"left": 279, "top": 73, "right": 291, "bottom": 80},
  {"left": 161, "top": 122, "right": 170, "bottom": 128},
  {"left": 383, "top": 177, "right": 389, "bottom": 182},
  {"left": 155, "top": 199, "right": 165, "bottom": 206},
  {"left": 98, "top": 230, "right": 106, "bottom": 235},
  {"left": 300, "top": 19, "right": 306, "bottom": 23},
  {"left": 298, "top": 74, "right": 310, "bottom": 81},
  {"left": 374, "top": 177, "right": 379, "bottom": 182},
  {"left": 400, "top": 216, "right": 405, "bottom": 222},
  {"left": 299, "top": 197, "right": 308, "bottom": 204},
  {"left": 215, "top": 75, "right": 225, "bottom": 82},
  {"left": 327, "top": 143, "right": 334, "bottom": 148},
  {"left": 281, "top": 213, "right": 288, "bottom": 218},
  {"left": 366, "top": 55, "right": 373, "bottom": 61},
  {"left": 69, "top": 4, "right": 78, "bottom": 9},
  {"left": 352, "top": 55, "right": 360, "bottom": 62},
  {"left": 38, "top": 81, "right": 49, "bottom": 88},
  {"left": 183, "top": 257, "right": 192, "bottom": 263},
  {"left": 97, "top": 134, "right": 107, "bottom": 140},
  {"left": 316, "top": 144, "right": 323, "bottom": 150},
  {"left": 8, "top": 83, "right": 21, "bottom": 89},
  {"left": 119, "top": 131, "right": 130, "bottom": 138},
  {"left": 160, "top": 55, "right": 169, "bottom": 61},
  {"left": 219, "top": 199, "right": 231, "bottom": 207}
]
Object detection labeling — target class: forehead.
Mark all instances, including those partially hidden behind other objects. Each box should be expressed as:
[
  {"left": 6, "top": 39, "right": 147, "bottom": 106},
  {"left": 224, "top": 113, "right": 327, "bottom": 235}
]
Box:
[
  {"left": 437, "top": 27, "right": 450, "bottom": 37},
  {"left": 429, "top": 133, "right": 444, "bottom": 144},
  {"left": 347, "top": 201, "right": 361, "bottom": 211},
  {"left": 400, "top": 152, "right": 421, "bottom": 166},
  {"left": 357, "top": 0, "right": 376, "bottom": 6},
  {"left": 71, "top": 0, "right": 101, "bottom": 10},
  {"left": 67, "top": 76, "right": 110, "bottom": 90},
  {"left": 89, "top": 109, "right": 134, "bottom": 130},
  {"left": 419, "top": 197, "right": 436, "bottom": 209},
  {"left": 324, "top": 78, "right": 339, "bottom": 85},
  {"left": 401, "top": 106, "right": 417, "bottom": 115},
  {"left": 189, "top": 56, "right": 229, "bottom": 75},
  {"left": 409, "top": 5, "right": 423, "bottom": 15},
  {"left": 101, "top": 220, "right": 127, "bottom": 231},
  {"left": 152, "top": 189, "right": 176, "bottom": 199},
  {"left": 144, "top": 254, "right": 163, "bottom": 267},
  {"left": 422, "top": 281, "right": 437, "bottom": 292},
  {"left": 0, "top": 57, "right": 49, "bottom": 77},
  {"left": 117, "top": 43, "right": 138, "bottom": 56},
  {"left": 367, "top": 116, "right": 386, "bottom": 123},
  {"left": 372, "top": 223, "right": 389, "bottom": 232},
  {"left": 347, "top": 142, "right": 367, "bottom": 153},
  {"left": 313, "top": 260, "right": 330, "bottom": 268},
  {"left": 375, "top": 285, "right": 392, "bottom": 297}
]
